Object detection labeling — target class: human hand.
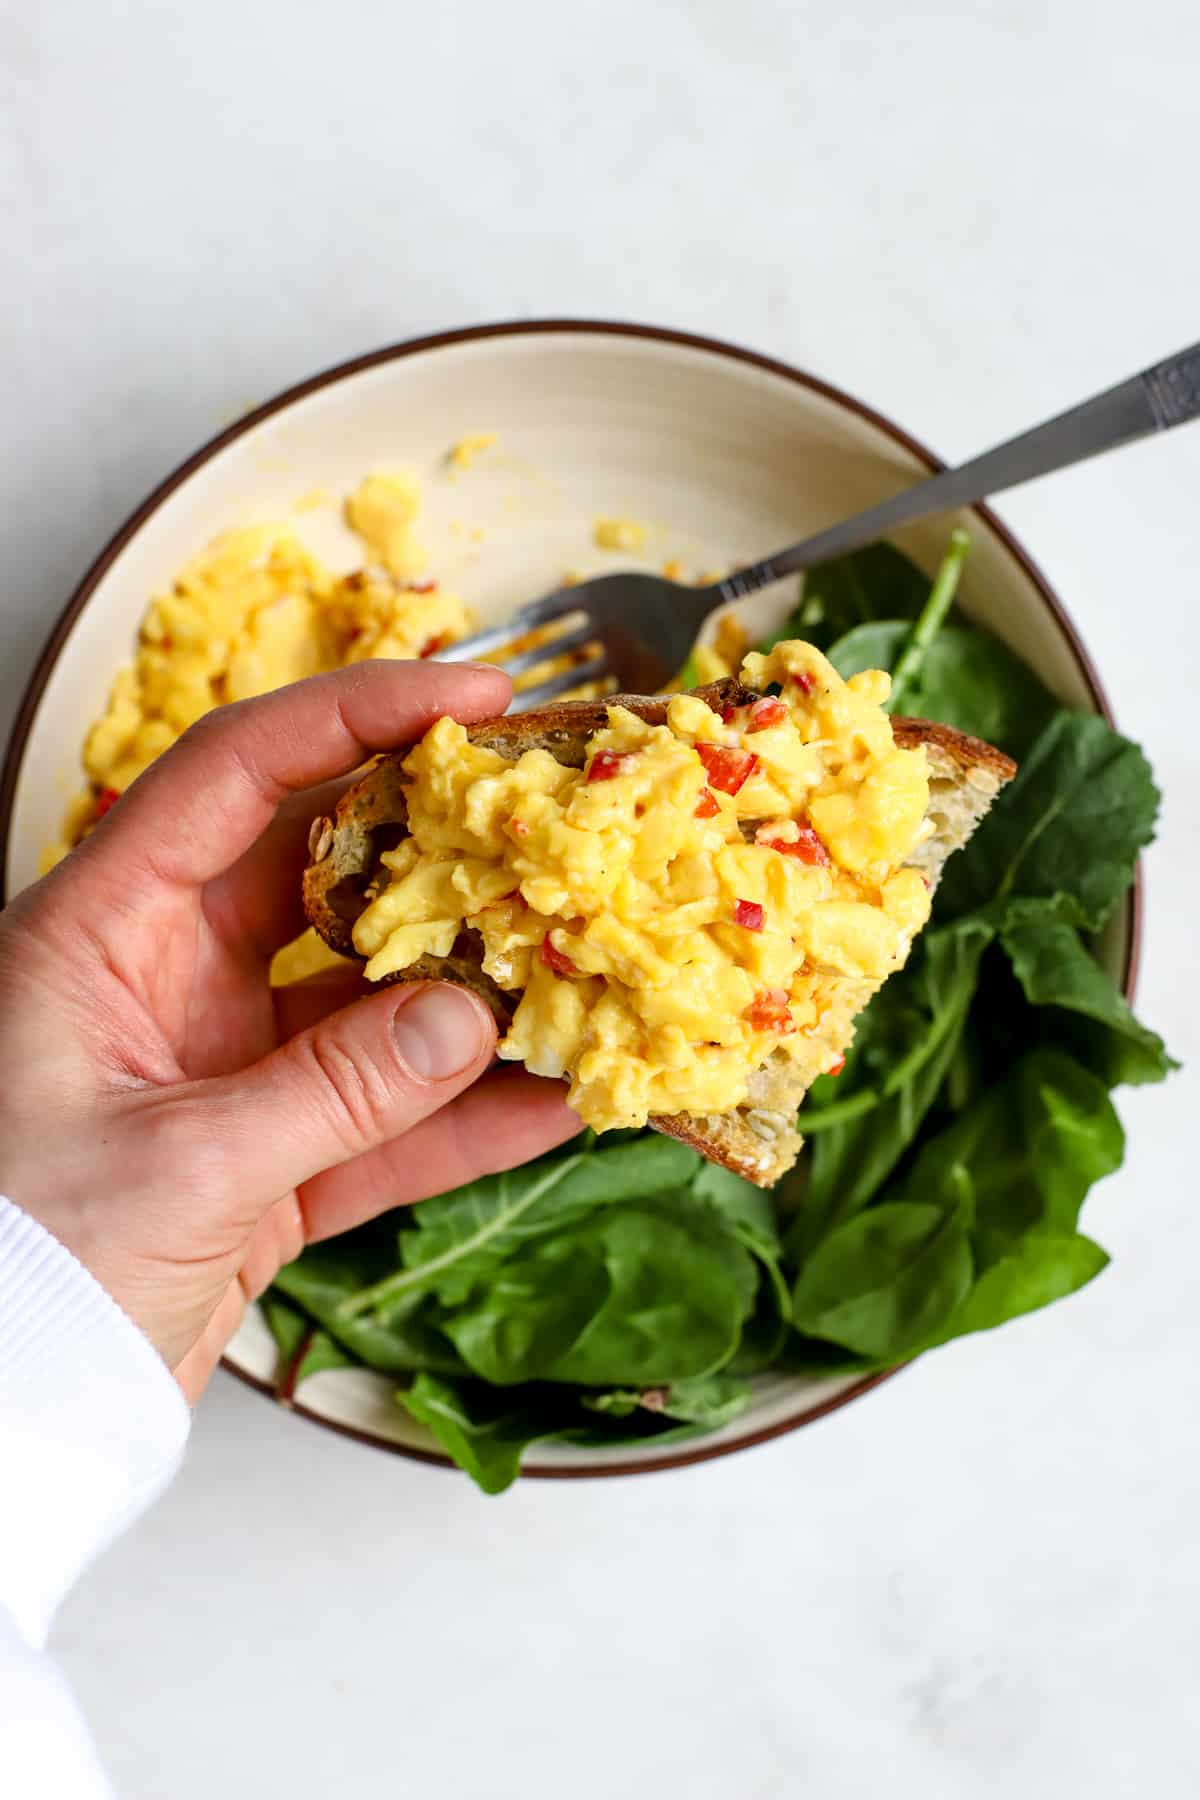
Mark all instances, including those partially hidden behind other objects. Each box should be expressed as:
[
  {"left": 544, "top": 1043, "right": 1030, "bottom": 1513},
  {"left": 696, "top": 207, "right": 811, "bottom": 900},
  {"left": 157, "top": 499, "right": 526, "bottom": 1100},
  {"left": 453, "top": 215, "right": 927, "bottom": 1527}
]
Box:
[{"left": 0, "top": 662, "right": 580, "bottom": 1400}]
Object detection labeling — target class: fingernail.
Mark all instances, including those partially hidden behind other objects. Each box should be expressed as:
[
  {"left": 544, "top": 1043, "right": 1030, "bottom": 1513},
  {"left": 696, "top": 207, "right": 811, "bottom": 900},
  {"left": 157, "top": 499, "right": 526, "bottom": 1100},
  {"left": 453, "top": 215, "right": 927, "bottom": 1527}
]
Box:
[
  {"left": 392, "top": 985, "right": 489, "bottom": 1081},
  {"left": 459, "top": 660, "right": 504, "bottom": 675}
]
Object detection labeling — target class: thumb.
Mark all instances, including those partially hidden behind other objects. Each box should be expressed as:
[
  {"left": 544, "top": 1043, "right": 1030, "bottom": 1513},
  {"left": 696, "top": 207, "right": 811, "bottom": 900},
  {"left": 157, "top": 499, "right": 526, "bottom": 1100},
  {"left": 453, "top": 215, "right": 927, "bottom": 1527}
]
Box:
[{"left": 181, "top": 981, "right": 497, "bottom": 1209}]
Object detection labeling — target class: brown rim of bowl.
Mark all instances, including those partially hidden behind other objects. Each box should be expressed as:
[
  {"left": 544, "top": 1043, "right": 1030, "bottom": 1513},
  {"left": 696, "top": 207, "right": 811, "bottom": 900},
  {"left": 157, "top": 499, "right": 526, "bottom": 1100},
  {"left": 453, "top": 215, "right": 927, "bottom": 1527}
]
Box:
[{"left": 0, "top": 317, "right": 1144, "bottom": 1482}]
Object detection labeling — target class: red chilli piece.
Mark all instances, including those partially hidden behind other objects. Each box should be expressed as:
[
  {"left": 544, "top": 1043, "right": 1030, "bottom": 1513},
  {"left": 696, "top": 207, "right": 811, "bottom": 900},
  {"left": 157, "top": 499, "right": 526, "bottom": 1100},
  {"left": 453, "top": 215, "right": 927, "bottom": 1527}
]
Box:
[
  {"left": 733, "top": 899, "right": 764, "bottom": 931},
  {"left": 586, "top": 750, "right": 635, "bottom": 783},
  {"left": 746, "top": 696, "right": 788, "bottom": 732},
  {"left": 757, "top": 821, "right": 831, "bottom": 867},
  {"left": 827, "top": 1053, "right": 846, "bottom": 1077},
  {"left": 419, "top": 633, "right": 449, "bottom": 658},
  {"left": 693, "top": 788, "right": 720, "bottom": 819},
  {"left": 508, "top": 816, "right": 531, "bottom": 838},
  {"left": 791, "top": 671, "right": 816, "bottom": 695},
  {"left": 408, "top": 579, "right": 439, "bottom": 594},
  {"left": 744, "top": 990, "right": 795, "bottom": 1032},
  {"left": 720, "top": 705, "right": 741, "bottom": 724},
  {"left": 695, "top": 741, "right": 759, "bottom": 795},
  {"left": 94, "top": 786, "right": 120, "bottom": 819},
  {"left": 539, "top": 935, "right": 578, "bottom": 978}
]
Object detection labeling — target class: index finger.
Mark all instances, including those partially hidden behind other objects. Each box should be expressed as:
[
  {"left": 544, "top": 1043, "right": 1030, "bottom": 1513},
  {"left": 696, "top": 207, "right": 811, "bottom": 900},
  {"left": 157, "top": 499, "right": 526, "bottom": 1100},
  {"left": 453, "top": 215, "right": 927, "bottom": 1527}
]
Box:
[{"left": 89, "top": 660, "right": 510, "bottom": 889}]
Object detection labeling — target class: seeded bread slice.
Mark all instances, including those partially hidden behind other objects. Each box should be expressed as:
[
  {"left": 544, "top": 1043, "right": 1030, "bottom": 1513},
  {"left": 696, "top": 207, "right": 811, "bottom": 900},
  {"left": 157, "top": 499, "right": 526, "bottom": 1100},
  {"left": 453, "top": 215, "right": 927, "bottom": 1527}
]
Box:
[{"left": 303, "top": 678, "right": 1015, "bottom": 1186}]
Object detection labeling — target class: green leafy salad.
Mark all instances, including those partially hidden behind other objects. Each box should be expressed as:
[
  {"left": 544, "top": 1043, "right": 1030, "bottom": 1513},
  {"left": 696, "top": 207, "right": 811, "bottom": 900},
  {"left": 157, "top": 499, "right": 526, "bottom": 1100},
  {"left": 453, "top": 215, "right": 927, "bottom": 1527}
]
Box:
[{"left": 264, "top": 535, "right": 1176, "bottom": 1492}]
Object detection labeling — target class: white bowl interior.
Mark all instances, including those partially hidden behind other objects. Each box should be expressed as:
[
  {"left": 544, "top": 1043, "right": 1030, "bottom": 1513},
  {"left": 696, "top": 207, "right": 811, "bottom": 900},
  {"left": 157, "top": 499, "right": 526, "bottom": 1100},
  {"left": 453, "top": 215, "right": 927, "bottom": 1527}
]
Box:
[{"left": 3, "top": 328, "right": 1130, "bottom": 1474}]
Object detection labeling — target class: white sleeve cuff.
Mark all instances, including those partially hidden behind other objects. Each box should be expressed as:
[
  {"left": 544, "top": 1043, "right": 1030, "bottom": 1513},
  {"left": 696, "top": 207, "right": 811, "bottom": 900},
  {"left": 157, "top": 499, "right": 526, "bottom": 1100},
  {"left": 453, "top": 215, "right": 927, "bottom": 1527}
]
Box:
[{"left": 0, "top": 1196, "right": 192, "bottom": 1648}]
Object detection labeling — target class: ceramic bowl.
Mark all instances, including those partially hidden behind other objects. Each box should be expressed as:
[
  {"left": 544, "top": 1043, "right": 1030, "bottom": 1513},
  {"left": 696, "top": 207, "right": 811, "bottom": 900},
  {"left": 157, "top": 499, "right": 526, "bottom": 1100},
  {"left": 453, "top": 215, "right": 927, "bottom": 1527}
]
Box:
[{"left": 0, "top": 321, "right": 1138, "bottom": 1477}]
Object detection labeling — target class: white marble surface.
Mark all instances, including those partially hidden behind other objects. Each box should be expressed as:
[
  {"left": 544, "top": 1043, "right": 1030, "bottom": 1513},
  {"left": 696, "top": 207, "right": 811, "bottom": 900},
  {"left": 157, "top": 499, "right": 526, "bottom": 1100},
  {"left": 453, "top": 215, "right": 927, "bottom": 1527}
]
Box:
[{"left": 3, "top": 2, "right": 1200, "bottom": 1794}]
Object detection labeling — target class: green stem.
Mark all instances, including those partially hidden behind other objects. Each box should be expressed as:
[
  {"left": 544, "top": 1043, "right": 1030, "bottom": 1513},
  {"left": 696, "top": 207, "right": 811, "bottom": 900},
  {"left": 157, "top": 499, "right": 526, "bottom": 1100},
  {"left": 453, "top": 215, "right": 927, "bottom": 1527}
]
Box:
[
  {"left": 887, "top": 528, "right": 970, "bottom": 713},
  {"left": 798, "top": 1087, "right": 884, "bottom": 1133},
  {"left": 802, "top": 968, "right": 977, "bottom": 1136},
  {"left": 944, "top": 1036, "right": 973, "bottom": 1113}
]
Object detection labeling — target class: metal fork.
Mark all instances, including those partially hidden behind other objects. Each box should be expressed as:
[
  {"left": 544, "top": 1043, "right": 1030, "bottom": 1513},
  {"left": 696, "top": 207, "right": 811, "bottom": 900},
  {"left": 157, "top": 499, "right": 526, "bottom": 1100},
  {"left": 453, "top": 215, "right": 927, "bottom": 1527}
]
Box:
[{"left": 435, "top": 340, "right": 1200, "bottom": 708}]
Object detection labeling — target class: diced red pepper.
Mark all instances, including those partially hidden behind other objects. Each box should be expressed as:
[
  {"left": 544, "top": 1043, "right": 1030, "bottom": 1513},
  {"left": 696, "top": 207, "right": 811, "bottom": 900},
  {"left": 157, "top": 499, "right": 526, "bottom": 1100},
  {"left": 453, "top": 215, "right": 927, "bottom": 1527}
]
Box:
[
  {"left": 827, "top": 1053, "right": 846, "bottom": 1077},
  {"left": 744, "top": 989, "right": 795, "bottom": 1032},
  {"left": 695, "top": 741, "right": 759, "bottom": 794},
  {"left": 408, "top": 579, "right": 439, "bottom": 594},
  {"left": 508, "top": 816, "right": 530, "bottom": 838},
  {"left": 793, "top": 825, "right": 832, "bottom": 867},
  {"left": 733, "top": 899, "right": 764, "bottom": 931},
  {"left": 693, "top": 788, "right": 720, "bottom": 819},
  {"left": 756, "top": 821, "right": 831, "bottom": 867},
  {"left": 94, "top": 786, "right": 120, "bottom": 819},
  {"left": 539, "top": 935, "right": 578, "bottom": 978},
  {"left": 746, "top": 696, "right": 788, "bottom": 732},
  {"left": 586, "top": 749, "right": 636, "bottom": 783},
  {"left": 792, "top": 671, "right": 816, "bottom": 694},
  {"left": 419, "top": 633, "right": 449, "bottom": 658},
  {"left": 720, "top": 705, "right": 741, "bottom": 724}
]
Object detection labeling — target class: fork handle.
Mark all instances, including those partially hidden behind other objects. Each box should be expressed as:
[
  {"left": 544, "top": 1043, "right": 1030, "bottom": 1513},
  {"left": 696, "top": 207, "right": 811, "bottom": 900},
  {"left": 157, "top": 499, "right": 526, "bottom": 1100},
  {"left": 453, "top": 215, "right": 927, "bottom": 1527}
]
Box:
[{"left": 713, "top": 340, "right": 1200, "bottom": 602}]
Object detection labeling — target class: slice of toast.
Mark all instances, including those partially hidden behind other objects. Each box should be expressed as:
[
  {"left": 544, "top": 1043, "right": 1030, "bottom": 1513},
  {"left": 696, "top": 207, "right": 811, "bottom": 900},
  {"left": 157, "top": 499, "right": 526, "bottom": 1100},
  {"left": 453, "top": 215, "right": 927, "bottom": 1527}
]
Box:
[{"left": 303, "top": 678, "right": 1015, "bottom": 1185}]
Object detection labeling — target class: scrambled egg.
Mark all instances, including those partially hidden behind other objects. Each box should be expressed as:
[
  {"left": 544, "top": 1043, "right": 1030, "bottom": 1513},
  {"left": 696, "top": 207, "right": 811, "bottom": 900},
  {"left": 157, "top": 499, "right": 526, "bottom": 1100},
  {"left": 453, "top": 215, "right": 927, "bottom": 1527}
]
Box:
[
  {"left": 352, "top": 640, "right": 933, "bottom": 1132},
  {"left": 448, "top": 434, "right": 497, "bottom": 471},
  {"left": 690, "top": 607, "right": 749, "bottom": 685},
  {"left": 343, "top": 472, "right": 425, "bottom": 576},
  {"left": 594, "top": 517, "right": 648, "bottom": 552}
]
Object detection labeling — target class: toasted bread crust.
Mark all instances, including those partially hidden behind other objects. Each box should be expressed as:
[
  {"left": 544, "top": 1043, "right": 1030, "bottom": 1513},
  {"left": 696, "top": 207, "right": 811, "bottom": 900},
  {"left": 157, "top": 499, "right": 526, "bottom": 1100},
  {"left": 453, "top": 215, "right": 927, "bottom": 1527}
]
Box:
[
  {"left": 890, "top": 715, "right": 1017, "bottom": 783},
  {"left": 302, "top": 678, "right": 1015, "bottom": 1184}
]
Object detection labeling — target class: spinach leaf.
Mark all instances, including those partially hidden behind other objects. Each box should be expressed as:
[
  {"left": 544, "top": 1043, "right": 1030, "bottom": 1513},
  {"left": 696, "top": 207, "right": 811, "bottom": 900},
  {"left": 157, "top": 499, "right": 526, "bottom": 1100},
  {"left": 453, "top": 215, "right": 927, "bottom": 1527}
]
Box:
[
  {"left": 400, "top": 1366, "right": 756, "bottom": 1493},
  {"left": 779, "top": 542, "right": 933, "bottom": 650},
  {"left": 261, "top": 1295, "right": 354, "bottom": 1396},
  {"left": 399, "top": 1374, "right": 565, "bottom": 1496},
  {"left": 582, "top": 1371, "right": 752, "bottom": 1430},
  {"left": 262, "top": 1293, "right": 311, "bottom": 1364},
  {"left": 790, "top": 1200, "right": 974, "bottom": 1359},
  {"left": 441, "top": 1202, "right": 759, "bottom": 1387},
  {"left": 687, "top": 1160, "right": 791, "bottom": 1370},
  {"left": 271, "top": 1226, "right": 464, "bottom": 1374},
  {"left": 927, "top": 1234, "right": 1109, "bottom": 1345},
  {"left": 936, "top": 712, "right": 1160, "bottom": 930},
  {"left": 830, "top": 621, "right": 1057, "bottom": 759},
  {"left": 344, "top": 1136, "right": 699, "bottom": 1318},
  {"left": 792, "top": 917, "right": 994, "bottom": 1248},
  {"left": 998, "top": 902, "right": 1177, "bottom": 1086},
  {"left": 894, "top": 1047, "right": 1123, "bottom": 1261},
  {"left": 688, "top": 1159, "right": 782, "bottom": 1262},
  {"left": 729, "top": 1254, "right": 792, "bottom": 1373}
]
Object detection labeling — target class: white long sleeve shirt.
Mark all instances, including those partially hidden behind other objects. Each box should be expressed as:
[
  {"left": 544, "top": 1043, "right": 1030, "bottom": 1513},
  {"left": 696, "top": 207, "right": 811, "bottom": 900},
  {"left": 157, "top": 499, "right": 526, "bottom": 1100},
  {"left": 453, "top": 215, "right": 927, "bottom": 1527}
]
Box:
[{"left": 0, "top": 1197, "right": 191, "bottom": 1798}]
